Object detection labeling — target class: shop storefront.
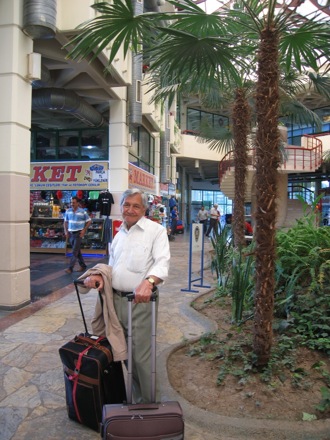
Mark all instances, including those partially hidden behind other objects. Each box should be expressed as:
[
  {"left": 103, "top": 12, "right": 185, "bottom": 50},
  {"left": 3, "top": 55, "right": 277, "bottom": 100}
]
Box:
[
  {"left": 128, "top": 163, "right": 174, "bottom": 227},
  {"left": 30, "top": 161, "right": 110, "bottom": 255}
]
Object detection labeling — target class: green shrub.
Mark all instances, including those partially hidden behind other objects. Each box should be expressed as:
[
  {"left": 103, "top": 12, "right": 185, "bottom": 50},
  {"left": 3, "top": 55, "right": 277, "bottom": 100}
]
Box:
[{"left": 275, "top": 200, "right": 330, "bottom": 354}]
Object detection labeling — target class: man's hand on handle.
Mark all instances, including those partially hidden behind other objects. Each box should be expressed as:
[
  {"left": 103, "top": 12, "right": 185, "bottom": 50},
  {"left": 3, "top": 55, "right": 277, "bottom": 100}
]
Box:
[{"left": 84, "top": 275, "right": 103, "bottom": 291}]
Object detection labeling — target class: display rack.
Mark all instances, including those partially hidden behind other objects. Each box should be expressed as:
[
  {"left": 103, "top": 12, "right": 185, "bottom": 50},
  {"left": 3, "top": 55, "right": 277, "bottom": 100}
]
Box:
[
  {"left": 65, "top": 218, "right": 107, "bottom": 256},
  {"left": 30, "top": 218, "right": 66, "bottom": 253}
]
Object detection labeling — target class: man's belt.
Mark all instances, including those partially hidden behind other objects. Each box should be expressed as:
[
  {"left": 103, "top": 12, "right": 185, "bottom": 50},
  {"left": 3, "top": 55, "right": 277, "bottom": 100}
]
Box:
[
  {"left": 69, "top": 230, "right": 82, "bottom": 234},
  {"left": 113, "top": 288, "right": 133, "bottom": 297}
]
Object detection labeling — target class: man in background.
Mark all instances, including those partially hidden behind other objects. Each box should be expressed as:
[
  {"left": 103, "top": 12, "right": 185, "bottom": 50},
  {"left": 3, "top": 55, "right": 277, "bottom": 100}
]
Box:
[
  {"left": 206, "top": 203, "right": 220, "bottom": 237},
  {"left": 197, "top": 205, "right": 208, "bottom": 234},
  {"left": 64, "top": 196, "right": 91, "bottom": 273}
]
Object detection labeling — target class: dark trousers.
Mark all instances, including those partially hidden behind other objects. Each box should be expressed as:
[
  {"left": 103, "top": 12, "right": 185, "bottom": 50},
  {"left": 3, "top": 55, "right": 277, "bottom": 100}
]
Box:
[
  {"left": 170, "top": 218, "right": 177, "bottom": 236},
  {"left": 206, "top": 218, "right": 218, "bottom": 237},
  {"left": 199, "top": 220, "right": 207, "bottom": 234},
  {"left": 69, "top": 232, "right": 86, "bottom": 269}
]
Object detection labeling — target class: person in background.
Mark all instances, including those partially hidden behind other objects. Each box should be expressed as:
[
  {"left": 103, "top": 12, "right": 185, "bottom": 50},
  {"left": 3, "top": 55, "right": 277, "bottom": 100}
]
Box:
[
  {"left": 83, "top": 188, "right": 170, "bottom": 403},
  {"left": 245, "top": 221, "right": 253, "bottom": 235},
  {"left": 206, "top": 203, "right": 220, "bottom": 237},
  {"left": 225, "top": 213, "right": 253, "bottom": 240},
  {"left": 64, "top": 196, "right": 91, "bottom": 274},
  {"left": 197, "top": 206, "right": 208, "bottom": 234},
  {"left": 170, "top": 205, "right": 179, "bottom": 238},
  {"left": 159, "top": 205, "right": 167, "bottom": 228},
  {"left": 169, "top": 195, "right": 177, "bottom": 212}
]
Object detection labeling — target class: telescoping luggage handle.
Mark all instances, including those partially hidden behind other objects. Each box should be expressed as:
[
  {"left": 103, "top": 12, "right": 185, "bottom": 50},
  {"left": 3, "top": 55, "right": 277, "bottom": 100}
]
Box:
[
  {"left": 126, "top": 292, "right": 157, "bottom": 405},
  {"left": 74, "top": 279, "right": 100, "bottom": 335}
]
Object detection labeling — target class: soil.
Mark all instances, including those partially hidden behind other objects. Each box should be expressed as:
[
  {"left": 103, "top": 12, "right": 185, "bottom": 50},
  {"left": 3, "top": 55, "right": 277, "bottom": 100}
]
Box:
[{"left": 167, "top": 292, "right": 330, "bottom": 422}]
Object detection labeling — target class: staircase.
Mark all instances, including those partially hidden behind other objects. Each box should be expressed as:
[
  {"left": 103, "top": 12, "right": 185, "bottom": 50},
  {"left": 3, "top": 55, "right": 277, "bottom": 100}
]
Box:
[
  {"left": 219, "top": 135, "right": 323, "bottom": 202},
  {"left": 220, "top": 168, "right": 254, "bottom": 200}
]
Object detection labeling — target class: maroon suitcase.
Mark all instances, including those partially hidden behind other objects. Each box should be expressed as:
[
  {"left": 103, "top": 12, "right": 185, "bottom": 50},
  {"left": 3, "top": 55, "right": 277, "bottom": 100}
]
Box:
[{"left": 101, "top": 293, "right": 184, "bottom": 439}]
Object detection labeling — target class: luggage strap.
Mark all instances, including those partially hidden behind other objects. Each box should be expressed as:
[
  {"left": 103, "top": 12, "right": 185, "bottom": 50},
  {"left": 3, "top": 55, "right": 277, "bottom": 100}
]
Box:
[
  {"left": 73, "top": 335, "right": 113, "bottom": 364},
  {"left": 68, "top": 336, "right": 105, "bottom": 424}
]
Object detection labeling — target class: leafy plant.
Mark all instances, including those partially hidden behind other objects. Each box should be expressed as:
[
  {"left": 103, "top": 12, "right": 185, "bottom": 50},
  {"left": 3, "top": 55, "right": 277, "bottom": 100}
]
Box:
[
  {"left": 210, "top": 225, "right": 234, "bottom": 287},
  {"left": 231, "top": 250, "right": 255, "bottom": 323},
  {"left": 315, "top": 387, "right": 330, "bottom": 413},
  {"left": 275, "top": 200, "right": 330, "bottom": 354},
  {"left": 210, "top": 227, "right": 255, "bottom": 323}
]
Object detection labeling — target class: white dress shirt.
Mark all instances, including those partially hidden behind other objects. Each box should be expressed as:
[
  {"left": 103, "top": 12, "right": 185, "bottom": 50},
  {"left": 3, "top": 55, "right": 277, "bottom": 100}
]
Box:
[
  {"left": 210, "top": 207, "right": 220, "bottom": 219},
  {"left": 110, "top": 216, "right": 170, "bottom": 292}
]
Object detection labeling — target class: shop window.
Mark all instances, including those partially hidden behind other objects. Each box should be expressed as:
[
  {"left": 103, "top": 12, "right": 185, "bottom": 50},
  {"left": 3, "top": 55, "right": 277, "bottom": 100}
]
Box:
[
  {"left": 59, "top": 132, "right": 79, "bottom": 159},
  {"left": 35, "top": 132, "right": 57, "bottom": 160},
  {"left": 186, "top": 108, "right": 228, "bottom": 133},
  {"left": 187, "top": 108, "right": 201, "bottom": 132},
  {"left": 31, "top": 128, "right": 108, "bottom": 161},
  {"left": 81, "top": 130, "right": 108, "bottom": 160},
  {"left": 128, "top": 127, "right": 155, "bottom": 174},
  {"left": 130, "top": 128, "right": 139, "bottom": 156}
]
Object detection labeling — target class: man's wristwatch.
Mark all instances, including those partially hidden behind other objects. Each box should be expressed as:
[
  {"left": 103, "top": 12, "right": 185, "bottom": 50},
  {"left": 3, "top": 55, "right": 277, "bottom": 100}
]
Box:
[{"left": 146, "top": 277, "right": 157, "bottom": 292}]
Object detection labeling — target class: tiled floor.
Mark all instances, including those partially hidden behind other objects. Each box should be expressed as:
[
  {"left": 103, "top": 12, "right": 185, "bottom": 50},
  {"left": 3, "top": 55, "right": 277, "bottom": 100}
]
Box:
[
  {"left": 1, "top": 234, "right": 328, "bottom": 440},
  {"left": 30, "top": 251, "right": 109, "bottom": 301},
  {"left": 0, "top": 252, "right": 109, "bottom": 323}
]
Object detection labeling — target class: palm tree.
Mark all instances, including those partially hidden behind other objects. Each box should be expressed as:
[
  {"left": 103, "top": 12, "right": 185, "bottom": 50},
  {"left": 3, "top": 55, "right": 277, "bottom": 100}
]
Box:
[
  {"left": 66, "top": 0, "right": 330, "bottom": 365},
  {"left": 67, "top": 0, "right": 255, "bottom": 246},
  {"left": 233, "top": 0, "right": 329, "bottom": 365},
  {"left": 148, "top": 69, "right": 254, "bottom": 249}
]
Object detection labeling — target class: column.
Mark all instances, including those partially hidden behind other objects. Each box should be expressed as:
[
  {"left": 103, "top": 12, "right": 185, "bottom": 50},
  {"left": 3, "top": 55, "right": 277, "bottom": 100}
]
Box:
[
  {"left": 0, "top": 1, "right": 32, "bottom": 309},
  {"left": 109, "top": 87, "right": 129, "bottom": 217}
]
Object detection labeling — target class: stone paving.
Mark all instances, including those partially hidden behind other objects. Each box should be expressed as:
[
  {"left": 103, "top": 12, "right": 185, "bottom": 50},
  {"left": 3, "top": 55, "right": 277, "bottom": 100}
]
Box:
[{"left": 0, "top": 233, "right": 329, "bottom": 440}]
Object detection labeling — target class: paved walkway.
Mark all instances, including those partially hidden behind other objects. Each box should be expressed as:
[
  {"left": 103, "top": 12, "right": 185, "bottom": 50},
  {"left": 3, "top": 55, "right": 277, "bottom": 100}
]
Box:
[{"left": 1, "top": 233, "right": 329, "bottom": 439}]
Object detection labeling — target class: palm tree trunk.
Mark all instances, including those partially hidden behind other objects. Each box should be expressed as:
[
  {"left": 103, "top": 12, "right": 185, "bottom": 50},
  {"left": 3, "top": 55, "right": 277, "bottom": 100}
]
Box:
[
  {"left": 232, "top": 88, "right": 250, "bottom": 248},
  {"left": 253, "top": 27, "right": 281, "bottom": 366}
]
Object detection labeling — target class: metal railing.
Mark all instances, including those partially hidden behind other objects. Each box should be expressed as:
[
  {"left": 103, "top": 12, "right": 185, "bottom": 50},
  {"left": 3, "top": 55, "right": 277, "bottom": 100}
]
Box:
[{"left": 218, "top": 134, "right": 323, "bottom": 185}]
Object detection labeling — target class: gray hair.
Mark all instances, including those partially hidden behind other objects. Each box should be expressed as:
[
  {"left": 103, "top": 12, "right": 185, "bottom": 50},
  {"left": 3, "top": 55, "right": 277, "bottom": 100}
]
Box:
[{"left": 120, "top": 188, "right": 149, "bottom": 209}]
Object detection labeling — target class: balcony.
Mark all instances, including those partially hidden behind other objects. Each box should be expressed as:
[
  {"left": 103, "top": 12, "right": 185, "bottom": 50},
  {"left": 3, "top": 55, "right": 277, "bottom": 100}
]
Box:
[{"left": 219, "top": 134, "right": 324, "bottom": 200}]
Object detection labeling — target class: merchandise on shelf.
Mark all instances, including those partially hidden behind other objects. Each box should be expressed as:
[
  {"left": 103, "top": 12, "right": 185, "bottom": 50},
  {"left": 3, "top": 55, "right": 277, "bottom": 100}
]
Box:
[
  {"left": 65, "top": 218, "right": 107, "bottom": 255},
  {"left": 30, "top": 217, "right": 66, "bottom": 253}
]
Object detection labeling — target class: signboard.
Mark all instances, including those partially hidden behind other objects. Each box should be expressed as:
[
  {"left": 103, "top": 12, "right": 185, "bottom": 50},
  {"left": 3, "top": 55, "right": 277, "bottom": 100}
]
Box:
[
  {"left": 192, "top": 223, "right": 203, "bottom": 252},
  {"left": 30, "top": 162, "right": 108, "bottom": 190},
  {"left": 128, "top": 163, "right": 156, "bottom": 193},
  {"left": 168, "top": 183, "right": 176, "bottom": 195},
  {"left": 159, "top": 183, "right": 169, "bottom": 195}
]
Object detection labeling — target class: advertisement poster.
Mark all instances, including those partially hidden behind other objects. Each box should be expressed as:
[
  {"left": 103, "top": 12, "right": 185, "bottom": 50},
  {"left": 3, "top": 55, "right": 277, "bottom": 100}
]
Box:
[
  {"left": 30, "top": 162, "right": 108, "bottom": 190},
  {"left": 192, "top": 223, "right": 203, "bottom": 252}
]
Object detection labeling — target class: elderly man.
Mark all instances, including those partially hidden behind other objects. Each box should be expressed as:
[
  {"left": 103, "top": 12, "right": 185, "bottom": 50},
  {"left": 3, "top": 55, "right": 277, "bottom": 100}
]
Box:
[
  {"left": 84, "top": 188, "right": 170, "bottom": 403},
  {"left": 206, "top": 203, "right": 220, "bottom": 237}
]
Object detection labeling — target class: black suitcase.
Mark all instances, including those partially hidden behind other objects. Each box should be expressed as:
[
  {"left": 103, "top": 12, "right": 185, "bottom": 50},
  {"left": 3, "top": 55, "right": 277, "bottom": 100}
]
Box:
[
  {"left": 59, "top": 280, "right": 126, "bottom": 432},
  {"left": 101, "top": 293, "right": 185, "bottom": 439}
]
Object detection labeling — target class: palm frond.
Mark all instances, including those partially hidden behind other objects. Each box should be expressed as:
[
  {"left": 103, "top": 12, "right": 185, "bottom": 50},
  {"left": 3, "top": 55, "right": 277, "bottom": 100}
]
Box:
[
  {"left": 148, "top": 28, "right": 245, "bottom": 89},
  {"left": 307, "top": 72, "right": 330, "bottom": 101},
  {"left": 197, "top": 121, "right": 234, "bottom": 154},
  {"left": 323, "top": 150, "right": 330, "bottom": 163},
  {"left": 279, "top": 18, "right": 330, "bottom": 73},
  {"left": 279, "top": 97, "right": 323, "bottom": 130},
  {"left": 66, "top": 0, "right": 161, "bottom": 64}
]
